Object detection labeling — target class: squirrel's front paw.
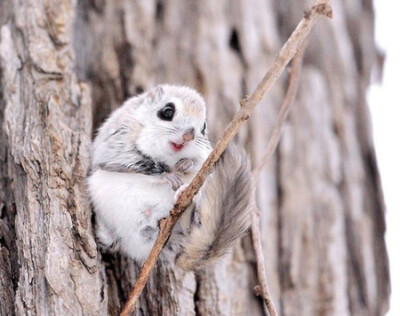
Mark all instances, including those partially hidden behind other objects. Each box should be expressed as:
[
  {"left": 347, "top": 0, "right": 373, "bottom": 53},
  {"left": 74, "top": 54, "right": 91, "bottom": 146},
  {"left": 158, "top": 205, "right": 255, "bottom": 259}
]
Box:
[
  {"left": 174, "top": 158, "right": 195, "bottom": 174},
  {"left": 160, "top": 173, "right": 183, "bottom": 191},
  {"left": 174, "top": 184, "right": 189, "bottom": 202}
]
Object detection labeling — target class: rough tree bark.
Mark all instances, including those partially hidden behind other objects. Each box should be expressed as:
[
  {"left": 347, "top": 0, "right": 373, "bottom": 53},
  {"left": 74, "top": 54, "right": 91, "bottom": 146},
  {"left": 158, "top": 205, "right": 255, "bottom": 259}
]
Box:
[{"left": 0, "top": 1, "right": 389, "bottom": 316}]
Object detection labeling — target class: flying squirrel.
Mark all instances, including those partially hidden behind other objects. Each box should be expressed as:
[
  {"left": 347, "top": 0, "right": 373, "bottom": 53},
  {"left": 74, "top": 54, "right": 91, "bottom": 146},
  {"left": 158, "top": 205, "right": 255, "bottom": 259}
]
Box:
[{"left": 88, "top": 84, "right": 254, "bottom": 270}]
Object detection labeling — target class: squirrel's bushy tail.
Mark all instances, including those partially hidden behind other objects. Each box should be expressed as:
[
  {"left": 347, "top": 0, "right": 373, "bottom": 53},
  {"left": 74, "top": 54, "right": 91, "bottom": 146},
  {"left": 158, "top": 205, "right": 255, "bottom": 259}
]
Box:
[{"left": 176, "top": 143, "right": 254, "bottom": 270}]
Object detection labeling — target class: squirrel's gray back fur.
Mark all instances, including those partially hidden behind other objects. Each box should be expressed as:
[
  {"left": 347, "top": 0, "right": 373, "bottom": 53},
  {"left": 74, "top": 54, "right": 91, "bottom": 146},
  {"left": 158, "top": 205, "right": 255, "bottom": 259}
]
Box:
[{"left": 176, "top": 143, "right": 254, "bottom": 270}]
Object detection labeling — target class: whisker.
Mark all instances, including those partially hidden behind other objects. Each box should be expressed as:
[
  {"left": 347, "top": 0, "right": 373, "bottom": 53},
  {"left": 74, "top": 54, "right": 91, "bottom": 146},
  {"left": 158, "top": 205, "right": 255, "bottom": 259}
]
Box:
[
  {"left": 196, "top": 139, "right": 210, "bottom": 146},
  {"left": 195, "top": 140, "right": 212, "bottom": 150},
  {"left": 152, "top": 126, "right": 179, "bottom": 134},
  {"left": 149, "top": 126, "right": 180, "bottom": 137}
]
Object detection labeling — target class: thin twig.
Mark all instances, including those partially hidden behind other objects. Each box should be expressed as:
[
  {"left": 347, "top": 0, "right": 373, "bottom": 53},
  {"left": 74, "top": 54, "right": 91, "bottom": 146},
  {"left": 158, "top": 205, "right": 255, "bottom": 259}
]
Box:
[
  {"left": 253, "top": 42, "right": 307, "bottom": 179},
  {"left": 251, "top": 44, "right": 306, "bottom": 316},
  {"left": 120, "top": 2, "right": 332, "bottom": 315},
  {"left": 252, "top": 209, "right": 278, "bottom": 316}
]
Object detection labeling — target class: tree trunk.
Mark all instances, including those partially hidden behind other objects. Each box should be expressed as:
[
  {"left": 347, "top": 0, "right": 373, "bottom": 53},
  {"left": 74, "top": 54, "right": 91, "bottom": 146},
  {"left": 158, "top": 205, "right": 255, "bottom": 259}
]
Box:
[{"left": 0, "top": 0, "right": 389, "bottom": 315}]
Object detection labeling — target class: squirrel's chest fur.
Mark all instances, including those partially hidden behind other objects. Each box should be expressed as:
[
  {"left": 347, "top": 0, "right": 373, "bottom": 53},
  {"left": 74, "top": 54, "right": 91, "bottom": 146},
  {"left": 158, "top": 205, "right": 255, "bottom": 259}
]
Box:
[{"left": 88, "top": 170, "right": 179, "bottom": 262}]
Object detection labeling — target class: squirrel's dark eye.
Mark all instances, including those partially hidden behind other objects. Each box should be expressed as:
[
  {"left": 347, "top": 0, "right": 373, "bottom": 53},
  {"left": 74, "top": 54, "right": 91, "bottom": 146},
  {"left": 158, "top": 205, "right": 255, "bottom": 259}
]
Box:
[
  {"left": 157, "top": 102, "right": 175, "bottom": 121},
  {"left": 201, "top": 121, "right": 207, "bottom": 135}
]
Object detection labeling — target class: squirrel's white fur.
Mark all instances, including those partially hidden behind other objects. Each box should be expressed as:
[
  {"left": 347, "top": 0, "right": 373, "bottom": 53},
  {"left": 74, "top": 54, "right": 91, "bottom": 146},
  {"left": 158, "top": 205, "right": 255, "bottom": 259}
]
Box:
[{"left": 88, "top": 84, "right": 253, "bottom": 269}]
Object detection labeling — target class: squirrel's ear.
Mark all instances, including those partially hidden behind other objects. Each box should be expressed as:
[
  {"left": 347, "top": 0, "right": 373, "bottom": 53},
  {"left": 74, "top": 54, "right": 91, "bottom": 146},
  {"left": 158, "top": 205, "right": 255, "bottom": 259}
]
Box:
[{"left": 147, "top": 86, "right": 164, "bottom": 102}]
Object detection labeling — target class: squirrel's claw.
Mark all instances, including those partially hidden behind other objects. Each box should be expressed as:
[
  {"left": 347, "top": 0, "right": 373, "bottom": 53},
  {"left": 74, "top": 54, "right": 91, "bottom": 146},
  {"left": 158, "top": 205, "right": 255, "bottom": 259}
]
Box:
[{"left": 174, "top": 183, "right": 189, "bottom": 202}]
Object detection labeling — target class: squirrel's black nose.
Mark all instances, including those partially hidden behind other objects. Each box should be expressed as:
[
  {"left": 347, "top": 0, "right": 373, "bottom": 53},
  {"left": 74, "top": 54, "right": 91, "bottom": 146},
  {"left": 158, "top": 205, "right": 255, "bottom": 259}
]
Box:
[{"left": 183, "top": 127, "right": 195, "bottom": 142}]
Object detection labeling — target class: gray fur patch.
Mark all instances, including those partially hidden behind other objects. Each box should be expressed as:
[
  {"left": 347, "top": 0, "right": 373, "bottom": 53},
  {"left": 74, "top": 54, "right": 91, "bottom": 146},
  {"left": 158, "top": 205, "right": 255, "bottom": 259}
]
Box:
[
  {"left": 140, "top": 225, "right": 158, "bottom": 242},
  {"left": 132, "top": 146, "right": 170, "bottom": 174},
  {"left": 98, "top": 145, "right": 169, "bottom": 175}
]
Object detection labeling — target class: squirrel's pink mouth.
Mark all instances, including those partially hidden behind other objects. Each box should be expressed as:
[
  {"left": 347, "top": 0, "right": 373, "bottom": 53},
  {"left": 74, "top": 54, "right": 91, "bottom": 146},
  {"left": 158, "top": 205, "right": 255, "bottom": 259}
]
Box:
[{"left": 170, "top": 141, "right": 185, "bottom": 152}]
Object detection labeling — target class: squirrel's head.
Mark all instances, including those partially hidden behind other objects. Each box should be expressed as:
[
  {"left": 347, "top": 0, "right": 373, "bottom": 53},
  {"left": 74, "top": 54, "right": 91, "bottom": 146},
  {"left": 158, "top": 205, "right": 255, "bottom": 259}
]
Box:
[{"left": 130, "top": 84, "right": 210, "bottom": 165}]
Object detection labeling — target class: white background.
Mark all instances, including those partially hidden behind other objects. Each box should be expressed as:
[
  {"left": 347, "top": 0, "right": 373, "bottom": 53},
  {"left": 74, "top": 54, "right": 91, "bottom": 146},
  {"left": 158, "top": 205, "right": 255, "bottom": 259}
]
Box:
[{"left": 368, "top": 1, "right": 400, "bottom": 315}]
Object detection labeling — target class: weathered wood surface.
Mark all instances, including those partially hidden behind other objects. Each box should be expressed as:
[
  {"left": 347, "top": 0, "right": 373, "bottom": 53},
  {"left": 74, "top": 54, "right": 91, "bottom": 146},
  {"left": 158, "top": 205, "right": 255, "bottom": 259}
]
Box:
[{"left": 0, "top": 0, "right": 388, "bottom": 315}]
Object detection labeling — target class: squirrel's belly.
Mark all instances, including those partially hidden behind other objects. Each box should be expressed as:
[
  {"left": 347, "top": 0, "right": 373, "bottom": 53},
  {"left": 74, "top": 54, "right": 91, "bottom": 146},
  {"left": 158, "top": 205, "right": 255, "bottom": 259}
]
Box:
[{"left": 88, "top": 170, "right": 175, "bottom": 261}]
